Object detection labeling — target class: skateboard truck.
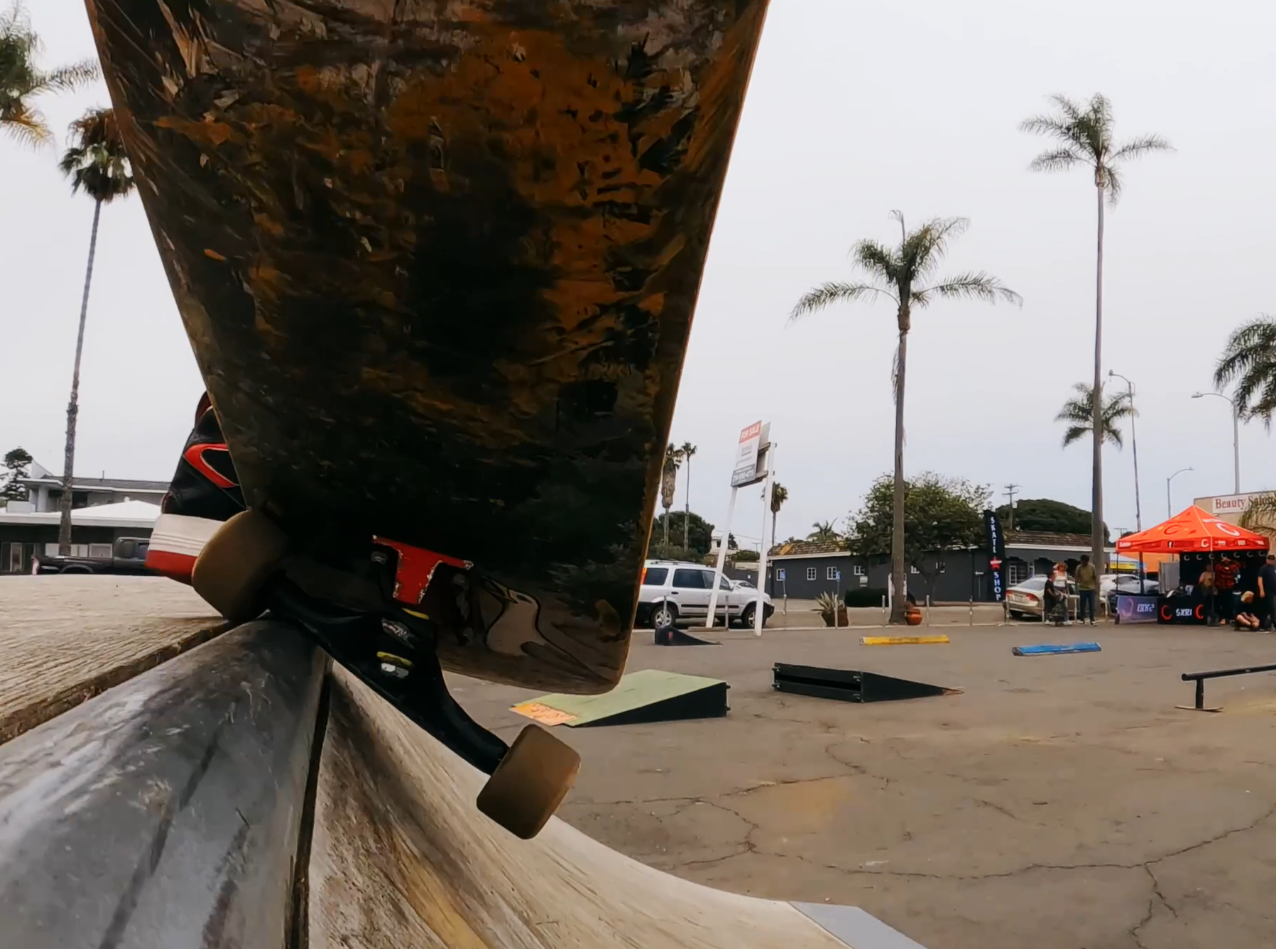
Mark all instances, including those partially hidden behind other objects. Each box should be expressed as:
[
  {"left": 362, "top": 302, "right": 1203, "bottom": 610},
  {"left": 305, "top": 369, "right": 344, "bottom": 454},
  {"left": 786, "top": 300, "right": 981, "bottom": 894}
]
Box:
[{"left": 191, "top": 509, "right": 580, "bottom": 839}]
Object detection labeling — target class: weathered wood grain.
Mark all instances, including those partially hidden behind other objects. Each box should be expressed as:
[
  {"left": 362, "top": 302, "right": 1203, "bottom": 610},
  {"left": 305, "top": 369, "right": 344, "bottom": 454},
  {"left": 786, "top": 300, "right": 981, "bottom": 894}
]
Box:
[
  {"left": 0, "top": 576, "right": 225, "bottom": 744},
  {"left": 310, "top": 669, "right": 850, "bottom": 949},
  {"left": 85, "top": 0, "right": 770, "bottom": 694}
]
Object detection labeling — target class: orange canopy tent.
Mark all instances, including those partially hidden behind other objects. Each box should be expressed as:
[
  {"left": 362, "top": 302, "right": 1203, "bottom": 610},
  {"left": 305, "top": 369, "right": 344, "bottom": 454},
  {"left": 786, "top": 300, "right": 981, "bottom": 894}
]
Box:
[{"left": 1115, "top": 506, "right": 1270, "bottom": 554}]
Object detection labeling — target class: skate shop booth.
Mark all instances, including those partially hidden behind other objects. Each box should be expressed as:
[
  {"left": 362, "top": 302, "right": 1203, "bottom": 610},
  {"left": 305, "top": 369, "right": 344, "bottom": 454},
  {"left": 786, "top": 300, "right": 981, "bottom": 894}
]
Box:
[{"left": 1113, "top": 506, "right": 1270, "bottom": 625}]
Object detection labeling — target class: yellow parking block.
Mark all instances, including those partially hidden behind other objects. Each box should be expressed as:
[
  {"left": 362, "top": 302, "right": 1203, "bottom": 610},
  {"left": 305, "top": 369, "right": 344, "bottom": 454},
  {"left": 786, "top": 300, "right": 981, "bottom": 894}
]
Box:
[{"left": 860, "top": 635, "right": 950, "bottom": 646}]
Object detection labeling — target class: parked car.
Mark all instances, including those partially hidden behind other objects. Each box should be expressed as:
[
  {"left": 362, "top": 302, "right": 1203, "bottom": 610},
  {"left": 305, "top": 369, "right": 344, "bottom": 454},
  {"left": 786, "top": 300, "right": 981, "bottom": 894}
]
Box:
[
  {"left": 1005, "top": 575, "right": 1079, "bottom": 621},
  {"left": 36, "top": 536, "right": 152, "bottom": 576},
  {"left": 637, "top": 560, "right": 773, "bottom": 629},
  {"left": 1106, "top": 576, "right": 1159, "bottom": 614}
]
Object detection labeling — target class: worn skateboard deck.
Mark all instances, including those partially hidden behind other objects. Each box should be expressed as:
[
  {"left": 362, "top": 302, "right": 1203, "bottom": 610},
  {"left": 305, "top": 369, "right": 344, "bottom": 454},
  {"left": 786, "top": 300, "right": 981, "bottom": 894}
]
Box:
[{"left": 86, "top": 0, "right": 769, "bottom": 693}]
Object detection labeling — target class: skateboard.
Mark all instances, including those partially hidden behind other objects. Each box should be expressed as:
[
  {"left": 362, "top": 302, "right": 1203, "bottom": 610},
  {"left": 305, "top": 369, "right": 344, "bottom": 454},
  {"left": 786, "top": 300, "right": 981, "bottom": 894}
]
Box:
[{"left": 86, "top": 0, "right": 770, "bottom": 835}]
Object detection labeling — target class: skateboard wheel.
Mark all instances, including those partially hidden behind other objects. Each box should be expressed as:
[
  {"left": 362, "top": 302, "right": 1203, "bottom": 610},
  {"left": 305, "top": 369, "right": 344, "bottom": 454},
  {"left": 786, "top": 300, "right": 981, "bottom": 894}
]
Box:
[
  {"left": 476, "top": 724, "right": 580, "bottom": 839},
  {"left": 191, "top": 509, "right": 289, "bottom": 623}
]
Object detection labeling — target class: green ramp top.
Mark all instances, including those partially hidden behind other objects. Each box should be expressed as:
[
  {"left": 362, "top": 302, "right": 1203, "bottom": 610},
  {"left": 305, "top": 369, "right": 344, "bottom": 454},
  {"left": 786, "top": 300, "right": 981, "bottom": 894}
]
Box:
[{"left": 512, "top": 669, "right": 728, "bottom": 727}]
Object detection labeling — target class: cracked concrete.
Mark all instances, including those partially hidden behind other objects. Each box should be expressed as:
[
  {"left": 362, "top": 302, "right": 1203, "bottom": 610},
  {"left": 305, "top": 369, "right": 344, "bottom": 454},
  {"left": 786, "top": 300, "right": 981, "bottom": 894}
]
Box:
[{"left": 455, "top": 623, "right": 1276, "bottom": 948}]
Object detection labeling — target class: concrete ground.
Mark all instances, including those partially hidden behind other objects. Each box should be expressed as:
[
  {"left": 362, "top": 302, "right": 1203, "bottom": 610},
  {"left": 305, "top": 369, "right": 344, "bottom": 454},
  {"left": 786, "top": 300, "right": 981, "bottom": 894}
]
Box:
[{"left": 456, "top": 622, "right": 1276, "bottom": 949}]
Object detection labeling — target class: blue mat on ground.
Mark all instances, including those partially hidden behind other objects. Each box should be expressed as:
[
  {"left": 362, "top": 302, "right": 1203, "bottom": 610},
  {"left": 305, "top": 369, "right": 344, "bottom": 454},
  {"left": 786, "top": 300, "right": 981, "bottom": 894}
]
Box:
[{"left": 1013, "top": 642, "right": 1101, "bottom": 656}]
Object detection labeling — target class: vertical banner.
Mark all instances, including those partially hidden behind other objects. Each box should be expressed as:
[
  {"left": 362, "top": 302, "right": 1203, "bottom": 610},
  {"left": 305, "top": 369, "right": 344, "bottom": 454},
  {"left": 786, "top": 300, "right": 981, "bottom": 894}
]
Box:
[{"left": 983, "top": 509, "right": 1006, "bottom": 602}]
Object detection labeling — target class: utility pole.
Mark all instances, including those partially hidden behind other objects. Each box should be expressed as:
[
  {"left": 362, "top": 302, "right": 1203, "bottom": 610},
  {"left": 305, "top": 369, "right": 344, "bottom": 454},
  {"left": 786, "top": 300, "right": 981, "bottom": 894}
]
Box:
[{"left": 1003, "top": 484, "right": 1020, "bottom": 531}]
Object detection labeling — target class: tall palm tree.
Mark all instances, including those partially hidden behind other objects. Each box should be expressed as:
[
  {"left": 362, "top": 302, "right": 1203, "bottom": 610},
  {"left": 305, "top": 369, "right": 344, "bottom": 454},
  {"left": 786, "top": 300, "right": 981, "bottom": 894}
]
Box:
[
  {"left": 0, "top": 2, "right": 98, "bottom": 147},
  {"left": 768, "top": 480, "right": 788, "bottom": 546},
  {"left": 790, "top": 213, "right": 1020, "bottom": 622},
  {"left": 1021, "top": 93, "right": 1171, "bottom": 576},
  {"left": 1214, "top": 316, "right": 1276, "bottom": 426},
  {"left": 1056, "top": 383, "right": 1135, "bottom": 448},
  {"left": 679, "top": 441, "right": 697, "bottom": 549},
  {"left": 660, "top": 443, "right": 682, "bottom": 546},
  {"left": 56, "top": 107, "right": 135, "bottom": 554}
]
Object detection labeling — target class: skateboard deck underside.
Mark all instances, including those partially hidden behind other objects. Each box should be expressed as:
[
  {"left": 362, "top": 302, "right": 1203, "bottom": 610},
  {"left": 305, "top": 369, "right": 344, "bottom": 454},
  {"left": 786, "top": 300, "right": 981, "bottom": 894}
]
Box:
[{"left": 86, "top": 0, "right": 768, "bottom": 692}]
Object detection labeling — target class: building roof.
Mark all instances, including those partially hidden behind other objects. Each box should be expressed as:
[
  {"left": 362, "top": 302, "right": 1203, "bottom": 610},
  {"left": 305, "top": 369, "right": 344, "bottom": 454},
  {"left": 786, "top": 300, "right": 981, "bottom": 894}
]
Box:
[
  {"left": 14, "top": 460, "right": 168, "bottom": 494},
  {"left": 1007, "top": 530, "right": 1113, "bottom": 550},
  {"left": 0, "top": 499, "right": 161, "bottom": 528},
  {"left": 767, "top": 539, "right": 848, "bottom": 559}
]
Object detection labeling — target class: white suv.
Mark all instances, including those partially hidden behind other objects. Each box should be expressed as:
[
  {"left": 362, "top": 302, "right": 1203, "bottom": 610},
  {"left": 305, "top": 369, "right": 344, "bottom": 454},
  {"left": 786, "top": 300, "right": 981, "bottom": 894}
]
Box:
[{"left": 636, "top": 560, "right": 773, "bottom": 629}]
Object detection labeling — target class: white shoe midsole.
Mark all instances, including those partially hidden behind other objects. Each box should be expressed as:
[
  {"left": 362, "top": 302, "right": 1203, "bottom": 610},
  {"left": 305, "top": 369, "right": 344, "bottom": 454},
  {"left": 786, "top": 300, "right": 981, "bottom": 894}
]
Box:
[{"left": 149, "top": 513, "right": 222, "bottom": 558}]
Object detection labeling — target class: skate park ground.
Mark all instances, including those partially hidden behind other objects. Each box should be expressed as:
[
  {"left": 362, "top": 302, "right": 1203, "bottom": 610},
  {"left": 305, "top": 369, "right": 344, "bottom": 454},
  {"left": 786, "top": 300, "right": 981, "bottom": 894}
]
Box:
[{"left": 5, "top": 577, "right": 1276, "bottom": 949}]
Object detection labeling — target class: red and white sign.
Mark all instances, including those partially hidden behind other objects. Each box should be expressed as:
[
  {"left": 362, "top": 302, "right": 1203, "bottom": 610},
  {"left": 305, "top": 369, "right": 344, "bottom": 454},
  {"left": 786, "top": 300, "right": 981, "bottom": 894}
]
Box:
[{"left": 730, "top": 421, "right": 764, "bottom": 487}]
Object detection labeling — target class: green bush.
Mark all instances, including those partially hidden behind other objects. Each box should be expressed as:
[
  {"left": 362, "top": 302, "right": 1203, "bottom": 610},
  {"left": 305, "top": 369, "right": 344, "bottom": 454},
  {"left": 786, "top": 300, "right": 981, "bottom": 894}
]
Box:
[{"left": 844, "top": 587, "right": 889, "bottom": 608}]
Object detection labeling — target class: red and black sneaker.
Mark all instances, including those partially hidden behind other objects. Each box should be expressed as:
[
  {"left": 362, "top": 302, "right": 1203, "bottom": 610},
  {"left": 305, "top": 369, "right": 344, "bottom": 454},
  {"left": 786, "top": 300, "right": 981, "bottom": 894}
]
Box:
[{"left": 146, "top": 394, "right": 245, "bottom": 583}]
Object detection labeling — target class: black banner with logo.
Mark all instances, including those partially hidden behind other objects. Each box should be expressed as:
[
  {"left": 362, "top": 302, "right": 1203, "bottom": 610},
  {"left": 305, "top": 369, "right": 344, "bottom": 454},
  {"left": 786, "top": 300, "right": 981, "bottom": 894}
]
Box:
[{"left": 983, "top": 509, "right": 1006, "bottom": 602}]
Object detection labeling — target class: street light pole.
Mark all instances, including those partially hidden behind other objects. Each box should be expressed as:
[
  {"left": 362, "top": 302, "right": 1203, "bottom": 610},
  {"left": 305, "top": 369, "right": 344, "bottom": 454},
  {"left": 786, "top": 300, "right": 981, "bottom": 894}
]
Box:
[
  {"left": 1167, "top": 467, "right": 1193, "bottom": 518},
  {"left": 1192, "top": 392, "right": 1241, "bottom": 494},
  {"left": 1109, "top": 370, "right": 1142, "bottom": 531}
]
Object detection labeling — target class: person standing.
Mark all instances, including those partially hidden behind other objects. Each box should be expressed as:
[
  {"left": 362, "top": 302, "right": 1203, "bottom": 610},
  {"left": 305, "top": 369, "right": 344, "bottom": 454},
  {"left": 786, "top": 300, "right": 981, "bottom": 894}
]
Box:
[
  {"left": 1043, "top": 562, "right": 1071, "bottom": 626},
  {"left": 1214, "top": 555, "right": 1239, "bottom": 626},
  {"left": 1258, "top": 554, "right": 1276, "bottom": 631},
  {"left": 1075, "top": 554, "right": 1098, "bottom": 626},
  {"left": 1197, "top": 560, "right": 1216, "bottom": 626}
]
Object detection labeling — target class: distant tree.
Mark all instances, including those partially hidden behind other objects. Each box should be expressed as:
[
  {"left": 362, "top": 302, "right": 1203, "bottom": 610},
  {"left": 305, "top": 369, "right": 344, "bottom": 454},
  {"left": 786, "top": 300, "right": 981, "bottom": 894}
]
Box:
[
  {"left": 56, "top": 106, "right": 136, "bottom": 554},
  {"left": 1055, "top": 382, "right": 1135, "bottom": 448},
  {"left": 659, "top": 443, "right": 682, "bottom": 545},
  {"left": 994, "top": 497, "right": 1109, "bottom": 544},
  {"left": 1021, "top": 92, "right": 1171, "bottom": 585},
  {"left": 679, "top": 442, "right": 697, "bottom": 549},
  {"left": 2, "top": 446, "right": 32, "bottom": 501},
  {"left": 650, "top": 511, "right": 714, "bottom": 558},
  {"left": 807, "top": 520, "right": 842, "bottom": 545},
  {"left": 0, "top": 2, "right": 99, "bottom": 148},
  {"left": 850, "top": 473, "right": 990, "bottom": 592},
  {"left": 733, "top": 549, "right": 760, "bottom": 563},
  {"left": 1213, "top": 316, "right": 1276, "bottom": 427},
  {"left": 768, "top": 480, "right": 788, "bottom": 546},
  {"left": 727, "top": 533, "right": 739, "bottom": 551},
  {"left": 790, "top": 211, "right": 1019, "bottom": 622}
]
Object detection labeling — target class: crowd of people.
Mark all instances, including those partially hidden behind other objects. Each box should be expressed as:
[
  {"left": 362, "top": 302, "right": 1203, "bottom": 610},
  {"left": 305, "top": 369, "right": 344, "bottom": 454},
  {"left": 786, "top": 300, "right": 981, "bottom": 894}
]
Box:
[{"left": 1176, "top": 552, "right": 1276, "bottom": 631}]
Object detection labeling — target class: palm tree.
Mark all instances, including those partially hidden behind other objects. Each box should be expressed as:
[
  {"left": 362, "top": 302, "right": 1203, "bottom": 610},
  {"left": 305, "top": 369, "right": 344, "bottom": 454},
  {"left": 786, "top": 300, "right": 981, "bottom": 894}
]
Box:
[
  {"left": 660, "top": 443, "right": 682, "bottom": 545},
  {"left": 1056, "top": 383, "right": 1136, "bottom": 448},
  {"left": 1214, "top": 316, "right": 1276, "bottom": 426},
  {"left": 808, "top": 520, "right": 840, "bottom": 545},
  {"left": 1021, "top": 93, "right": 1171, "bottom": 576},
  {"left": 768, "top": 480, "right": 788, "bottom": 546},
  {"left": 790, "top": 213, "right": 1019, "bottom": 622},
  {"left": 679, "top": 441, "right": 697, "bottom": 549},
  {"left": 0, "top": 2, "right": 99, "bottom": 147},
  {"left": 56, "top": 107, "right": 135, "bottom": 554}
]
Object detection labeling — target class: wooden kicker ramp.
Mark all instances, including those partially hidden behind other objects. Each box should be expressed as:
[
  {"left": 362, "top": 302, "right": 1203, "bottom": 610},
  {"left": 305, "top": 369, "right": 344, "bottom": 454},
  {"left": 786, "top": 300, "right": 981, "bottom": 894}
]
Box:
[{"left": 0, "top": 580, "right": 923, "bottom": 949}]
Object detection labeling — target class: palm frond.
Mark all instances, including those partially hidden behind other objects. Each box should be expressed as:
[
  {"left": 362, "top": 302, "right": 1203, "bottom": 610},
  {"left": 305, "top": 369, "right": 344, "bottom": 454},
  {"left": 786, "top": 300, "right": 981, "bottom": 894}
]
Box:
[
  {"left": 0, "top": 105, "right": 48, "bottom": 145},
  {"left": 1027, "top": 146, "right": 1086, "bottom": 173},
  {"left": 1061, "top": 424, "right": 1090, "bottom": 448},
  {"left": 914, "top": 272, "right": 1022, "bottom": 307},
  {"left": 789, "top": 282, "right": 894, "bottom": 322},
  {"left": 1214, "top": 316, "right": 1276, "bottom": 427},
  {"left": 60, "top": 107, "right": 135, "bottom": 203},
  {"left": 37, "top": 58, "right": 100, "bottom": 93},
  {"left": 850, "top": 239, "right": 900, "bottom": 283},
  {"left": 901, "top": 216, "right": 969, "bottom": 283},
  {"left": 1111, "top": 133, "right": 1174, "bottom": 162},
  {"left": 1055, "top": 382, "right": 1131, "bottom": 448}
]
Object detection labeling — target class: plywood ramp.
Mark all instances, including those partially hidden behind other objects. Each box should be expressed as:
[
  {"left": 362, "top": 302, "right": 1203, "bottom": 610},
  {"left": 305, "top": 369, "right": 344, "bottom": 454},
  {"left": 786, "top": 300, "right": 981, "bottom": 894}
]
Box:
[
  {"left": 312, "top": 669, "right": 853, "bottom": 949},
  {"left": 0, "top": 576, "right": 223, "bottom": 744}
]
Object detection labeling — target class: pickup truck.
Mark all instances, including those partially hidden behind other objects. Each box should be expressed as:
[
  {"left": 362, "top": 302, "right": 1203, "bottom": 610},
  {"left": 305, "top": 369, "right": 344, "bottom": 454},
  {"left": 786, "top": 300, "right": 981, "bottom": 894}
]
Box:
[{"left": 36, "top": 537, "right": 152, "bottom": 576}]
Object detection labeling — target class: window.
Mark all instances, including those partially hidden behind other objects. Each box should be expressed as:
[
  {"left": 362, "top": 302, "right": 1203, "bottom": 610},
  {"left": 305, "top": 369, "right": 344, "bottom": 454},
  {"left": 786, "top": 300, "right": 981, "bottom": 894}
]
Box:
[
  {"left": 935, "top": 561, "right": 946, "bottom": 574},
  {"left": 89, "top": 544, "right": 113, "bottom": 559},
  {"left": 642, "top": 567, "right": 669, "bottom": 586},
  {"left": 718, "top": 576, "right": 733, "bottom": 590},
  {"left": 806, "top": 566, "right": 817, "bottom": 581},
  {"left": 853, "top": 565, "right": 865, "bottom": 576},
  {"left": 672, "top": 568, "right": 706, "bottom": 589},
  {"left": 826, "top": 566, "right": 838, "bottom": 580}
]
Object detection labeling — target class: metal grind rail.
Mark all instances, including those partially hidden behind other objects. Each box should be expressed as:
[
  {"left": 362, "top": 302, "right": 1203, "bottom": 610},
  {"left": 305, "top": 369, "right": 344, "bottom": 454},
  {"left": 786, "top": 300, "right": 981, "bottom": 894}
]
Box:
[{"left": 1179, "top": 662, "right": 1276, "bottom": 711}]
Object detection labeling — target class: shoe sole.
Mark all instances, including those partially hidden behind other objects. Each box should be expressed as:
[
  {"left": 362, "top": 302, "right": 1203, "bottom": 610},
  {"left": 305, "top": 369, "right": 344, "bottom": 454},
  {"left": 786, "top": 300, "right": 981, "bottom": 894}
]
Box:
[{"left": 146, "top": 513, "right": 225, "bottom": 583}]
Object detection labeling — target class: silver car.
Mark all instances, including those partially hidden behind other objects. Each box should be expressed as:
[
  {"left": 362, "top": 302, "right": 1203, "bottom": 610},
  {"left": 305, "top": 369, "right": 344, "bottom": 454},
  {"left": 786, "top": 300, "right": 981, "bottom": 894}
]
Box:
[
  {"left": 637, "top": 560, "right": 773, "bottom": 628},
  {"left": 1005, "top": 576, "right": 1079, "bottom": 621}
]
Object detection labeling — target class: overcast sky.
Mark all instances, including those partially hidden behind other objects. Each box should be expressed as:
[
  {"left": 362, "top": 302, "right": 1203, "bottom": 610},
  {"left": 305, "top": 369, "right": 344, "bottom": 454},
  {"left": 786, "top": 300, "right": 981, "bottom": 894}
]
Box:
[{"left": 5, "top": 0, "right": 1275, "bottom": 550}]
